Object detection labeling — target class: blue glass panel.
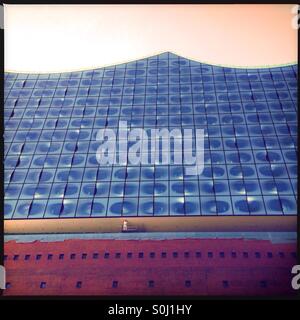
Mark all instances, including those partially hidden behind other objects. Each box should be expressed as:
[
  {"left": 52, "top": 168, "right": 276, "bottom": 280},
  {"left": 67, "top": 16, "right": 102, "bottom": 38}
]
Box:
[{"left": 4, "top": 53, "right": 297, "bottom": 219}]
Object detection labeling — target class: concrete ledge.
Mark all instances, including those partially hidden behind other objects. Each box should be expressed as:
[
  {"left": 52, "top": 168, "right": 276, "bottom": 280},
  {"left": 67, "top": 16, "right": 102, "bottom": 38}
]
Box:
[{"left": 4, "top": 216, "right": 297, "bottom": 234}]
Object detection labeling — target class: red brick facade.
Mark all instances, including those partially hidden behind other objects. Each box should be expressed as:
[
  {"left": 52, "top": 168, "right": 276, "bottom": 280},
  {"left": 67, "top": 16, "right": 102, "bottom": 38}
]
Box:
[{"left": 3, "top": 238, "right": 297, "bottom": 296}]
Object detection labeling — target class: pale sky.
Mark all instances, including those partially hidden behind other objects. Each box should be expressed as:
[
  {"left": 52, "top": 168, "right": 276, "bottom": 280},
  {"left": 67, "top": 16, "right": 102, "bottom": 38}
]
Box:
[{"left": 4, "top": 4, "right": 298, "bottom": 73}]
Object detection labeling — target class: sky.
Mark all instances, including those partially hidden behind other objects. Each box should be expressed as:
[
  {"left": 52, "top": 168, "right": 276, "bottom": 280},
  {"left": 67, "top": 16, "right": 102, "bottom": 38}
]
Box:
[{"left": 4, "top": 4, "right": 298, "bottom": 73}]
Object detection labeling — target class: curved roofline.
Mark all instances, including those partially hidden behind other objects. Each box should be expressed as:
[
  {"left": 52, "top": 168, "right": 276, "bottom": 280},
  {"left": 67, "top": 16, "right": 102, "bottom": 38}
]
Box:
[{"left": 5, "top": 50, "right": 297, "bottom": 74}]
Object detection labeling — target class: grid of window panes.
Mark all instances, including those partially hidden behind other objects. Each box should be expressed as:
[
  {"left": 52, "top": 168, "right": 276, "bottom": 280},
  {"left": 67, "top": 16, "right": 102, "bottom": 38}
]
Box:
[{"left": 4, "top": 52, "right": 298, "bottom": 219}]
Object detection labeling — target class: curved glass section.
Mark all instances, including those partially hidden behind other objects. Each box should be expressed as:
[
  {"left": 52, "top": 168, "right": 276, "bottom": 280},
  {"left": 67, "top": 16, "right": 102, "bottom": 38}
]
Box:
[{"left": 4, "top": 52, "right": 297, "bottom": 219}]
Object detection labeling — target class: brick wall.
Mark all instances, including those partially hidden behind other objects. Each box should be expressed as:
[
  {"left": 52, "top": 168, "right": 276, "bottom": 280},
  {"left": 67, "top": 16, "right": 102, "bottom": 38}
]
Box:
[{"left": 3, "top": 238, "right": 297, "bottom": 296}]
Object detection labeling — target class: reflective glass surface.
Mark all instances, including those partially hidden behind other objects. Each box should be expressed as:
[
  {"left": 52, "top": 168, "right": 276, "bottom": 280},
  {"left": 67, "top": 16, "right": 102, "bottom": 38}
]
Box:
[{"left": 4, "top": 52, "right": 297, "bottom": 218}]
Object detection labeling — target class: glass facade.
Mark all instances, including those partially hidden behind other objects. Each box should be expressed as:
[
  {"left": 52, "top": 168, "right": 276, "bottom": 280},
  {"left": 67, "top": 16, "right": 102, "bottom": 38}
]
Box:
[{"left": 4, "top": 52, "right": 297, "bottom": 219}]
